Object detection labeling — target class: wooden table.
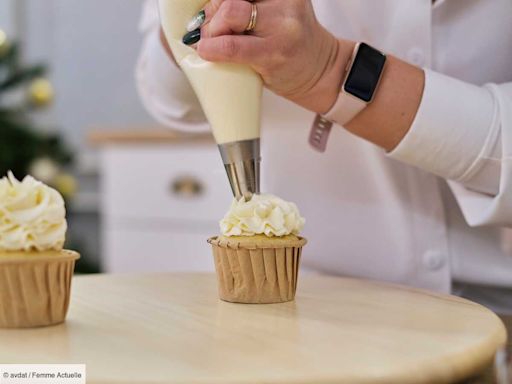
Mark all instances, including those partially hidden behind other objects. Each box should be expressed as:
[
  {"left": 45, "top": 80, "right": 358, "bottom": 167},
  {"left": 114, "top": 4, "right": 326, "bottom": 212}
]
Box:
[
  {"left": 0, "top": 273, "right": 507, "bottom": 384},
  {"left": 87, "top": 128, "right": 214, "bottom": 145}
]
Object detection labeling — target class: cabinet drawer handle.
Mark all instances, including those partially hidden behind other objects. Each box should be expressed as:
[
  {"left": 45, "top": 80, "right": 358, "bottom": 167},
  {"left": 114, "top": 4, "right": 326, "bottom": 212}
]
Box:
[{"left": 171, "top": 176, "right": 204, "bottom": 198}]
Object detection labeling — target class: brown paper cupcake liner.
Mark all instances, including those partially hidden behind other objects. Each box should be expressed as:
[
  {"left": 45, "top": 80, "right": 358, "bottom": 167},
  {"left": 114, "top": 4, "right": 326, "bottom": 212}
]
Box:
[
  {"left": 208, "top": 236, "right": 306, "bottom": 304},
  {"left": 0, "top": 250, "right": 80, "bottom": 328}
]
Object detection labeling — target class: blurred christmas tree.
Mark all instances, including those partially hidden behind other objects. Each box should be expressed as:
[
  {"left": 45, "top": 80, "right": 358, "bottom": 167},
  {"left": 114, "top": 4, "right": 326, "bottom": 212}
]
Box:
[
  {"left": 0, "top": 29, "right": 75, "bottom": 198},
  {"left": 0, "top": 30, "right": 98, "bottom": 273}
]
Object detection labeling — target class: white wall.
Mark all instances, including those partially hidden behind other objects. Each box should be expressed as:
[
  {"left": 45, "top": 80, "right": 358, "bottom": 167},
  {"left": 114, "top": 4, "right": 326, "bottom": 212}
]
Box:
[
  {"left": 0, "top": 0, "right": 16, "bottom": 37},
  {"left": 21, "top": 0, "right": 155, "bottom": 160}
]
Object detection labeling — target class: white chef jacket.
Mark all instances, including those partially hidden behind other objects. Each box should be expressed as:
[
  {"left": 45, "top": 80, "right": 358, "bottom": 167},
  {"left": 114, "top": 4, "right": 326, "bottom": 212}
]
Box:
[{"left": 136, "top": 0, "right": 512, "bottom": 296}]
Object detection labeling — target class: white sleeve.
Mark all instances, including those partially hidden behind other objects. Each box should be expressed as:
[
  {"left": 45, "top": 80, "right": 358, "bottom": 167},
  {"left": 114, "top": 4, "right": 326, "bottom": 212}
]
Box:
[
  {"left": 388, "top": 69, "right": 512, "bottom": 227},
  {"left": 136, "top": 0, "right": 210, "bottom": 132}
]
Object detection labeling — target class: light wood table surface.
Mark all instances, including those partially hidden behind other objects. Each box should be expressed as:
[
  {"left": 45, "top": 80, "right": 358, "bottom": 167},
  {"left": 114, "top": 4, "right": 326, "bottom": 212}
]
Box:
[
  {"left": 0, "top": 273, "right": 507, "bottom": 384},
  {"left": 88, "top": 128, "right": 214, "bottom": 145}
]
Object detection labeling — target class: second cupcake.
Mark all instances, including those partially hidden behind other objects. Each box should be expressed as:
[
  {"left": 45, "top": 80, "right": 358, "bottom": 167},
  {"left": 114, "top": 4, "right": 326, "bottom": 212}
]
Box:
[{"left": 0, "top": 172, "right": 79, "bottom": 328}]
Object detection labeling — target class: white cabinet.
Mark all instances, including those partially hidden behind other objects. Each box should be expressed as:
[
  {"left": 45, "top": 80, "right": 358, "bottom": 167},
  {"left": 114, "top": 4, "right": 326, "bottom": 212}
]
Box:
[
  {"left": 103, "top": 226, "right": 216, "bottom": 273},
  {"left": 96, "top": 132, "right": 232, "bottom": 273}
]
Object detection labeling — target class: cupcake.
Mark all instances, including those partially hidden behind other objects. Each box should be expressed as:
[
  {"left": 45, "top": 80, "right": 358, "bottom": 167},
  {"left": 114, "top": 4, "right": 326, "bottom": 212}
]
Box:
[
  {"left": 0, "top": 171, "right": 79, "bottom": 328},
  {"left": 208, "top": 194, "right": 306, "bottom": 304}
]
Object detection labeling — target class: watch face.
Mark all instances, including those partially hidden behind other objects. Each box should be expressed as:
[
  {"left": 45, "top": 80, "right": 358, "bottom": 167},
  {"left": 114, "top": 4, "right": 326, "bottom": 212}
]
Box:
[{"left": 344, "top": 43, "right": 386, "bottom": 102}]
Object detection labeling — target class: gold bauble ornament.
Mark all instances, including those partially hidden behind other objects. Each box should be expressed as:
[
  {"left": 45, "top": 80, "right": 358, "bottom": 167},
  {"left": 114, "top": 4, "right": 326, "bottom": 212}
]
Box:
[
  {"left": 0, "top": 29, "right": 9, "bottom": 56},
  {"left": 54, "top": 173, "right": 78, "bottom": 200},
  {"left": 29, "top": 157, "right": 59, "bottom": 185},
  {"left": 28, "top": 78, "right": 55, "bottom": 107}
]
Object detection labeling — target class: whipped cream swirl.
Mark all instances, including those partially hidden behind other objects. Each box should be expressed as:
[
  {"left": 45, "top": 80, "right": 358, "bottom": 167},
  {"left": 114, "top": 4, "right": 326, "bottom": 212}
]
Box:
[
  {"left": 220, "top": 194, "right": 305, "bottom": 237},
  {"left": 0, "top": 172, "right": 67, "bottom": 251}
]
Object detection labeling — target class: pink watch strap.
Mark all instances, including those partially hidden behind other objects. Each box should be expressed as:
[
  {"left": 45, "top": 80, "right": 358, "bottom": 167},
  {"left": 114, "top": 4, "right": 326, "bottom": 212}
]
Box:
[
  {"left": 309, "top": 93, "right": 366, "bottom": 152},
  {"left": 308, "top": 42, "right": 368, "bottom": 152},
  {"left": 308, "top": 115, "right": 333, "bottom": 153},
  {"left": 323, "top": 91, "right": 367, "bottom": 127}
]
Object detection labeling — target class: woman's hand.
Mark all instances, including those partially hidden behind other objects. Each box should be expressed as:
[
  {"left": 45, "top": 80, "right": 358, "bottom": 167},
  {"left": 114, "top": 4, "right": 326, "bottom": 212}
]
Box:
[
  {"left": 192, "top": 0, "right": 352, "bottom": 114},
  {"left": 182, "top": 0, "right": 425, "bottom": 151}
]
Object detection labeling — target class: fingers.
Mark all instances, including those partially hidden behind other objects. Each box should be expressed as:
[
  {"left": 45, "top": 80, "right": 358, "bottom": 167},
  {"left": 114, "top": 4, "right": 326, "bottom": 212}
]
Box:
[
  {"left": 187, "top": 0, "right": 267, "bottom": 67},
  {"left": 197, "top": 34, "right": 265, "bottom": 66},
  {"left": 185, "top": 0, "right": 265, "bottom": 45},
  {"left": 186, "top": 0, "right": 224, "bottom": 33},
  {"left": 202, "top": 0, "right": 254, "bottom": 37},
  {"left": 203, "top": 0, "right": 226, "bottom": 19}
]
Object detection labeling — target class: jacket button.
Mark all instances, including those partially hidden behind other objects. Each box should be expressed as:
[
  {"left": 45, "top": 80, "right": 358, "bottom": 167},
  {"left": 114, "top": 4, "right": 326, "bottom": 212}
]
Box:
[
  {"left": 408, "top": 48, "right": 425, "bottom": 66},
  {"left": 423, "top": 251, "right": 447, "bottom": 271}
]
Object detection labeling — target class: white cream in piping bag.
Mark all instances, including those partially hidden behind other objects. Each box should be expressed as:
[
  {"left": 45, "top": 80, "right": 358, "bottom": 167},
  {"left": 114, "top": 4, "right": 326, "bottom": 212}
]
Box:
[
  {"left": 158, "top": 1, "right": 304, "bottom": 238},
  {"left": 220, "top": 194, "right": 305, "bottom": 237},
  {"left": 0, "top": 172, "right": 67, "bottom": 251},
  {"left": 158, "top": 0, "right": 262, "bottom": 144}
]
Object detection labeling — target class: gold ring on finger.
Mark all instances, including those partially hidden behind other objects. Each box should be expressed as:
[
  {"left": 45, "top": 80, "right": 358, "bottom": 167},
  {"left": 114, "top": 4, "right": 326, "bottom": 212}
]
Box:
[{"left": 245, "top": 2, "right": 258, "bottom": 32}]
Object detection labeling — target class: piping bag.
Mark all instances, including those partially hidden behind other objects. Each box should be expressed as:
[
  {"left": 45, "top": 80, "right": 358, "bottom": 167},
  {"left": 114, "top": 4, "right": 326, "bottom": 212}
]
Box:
[{"left": 158, "top": 0, "right": 263, "bottom": 201}]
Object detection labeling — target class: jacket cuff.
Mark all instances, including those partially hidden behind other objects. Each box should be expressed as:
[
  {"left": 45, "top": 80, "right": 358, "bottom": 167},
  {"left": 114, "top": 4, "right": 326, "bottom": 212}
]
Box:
[{"left": 388, "top": 69, "right": 497, "bottom": 183}]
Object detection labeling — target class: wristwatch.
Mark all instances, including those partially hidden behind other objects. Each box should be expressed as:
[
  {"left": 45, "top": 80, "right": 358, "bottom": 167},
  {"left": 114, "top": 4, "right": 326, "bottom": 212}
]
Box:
[{"left": 309, "top": 42, "right": 387, "bottom": 152}]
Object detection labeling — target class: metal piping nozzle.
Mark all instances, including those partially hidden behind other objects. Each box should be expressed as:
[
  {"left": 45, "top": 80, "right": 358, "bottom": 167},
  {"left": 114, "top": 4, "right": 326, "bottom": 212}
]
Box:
[{"left": 218, "top": 139, "right": 260, "bottom": 201}]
